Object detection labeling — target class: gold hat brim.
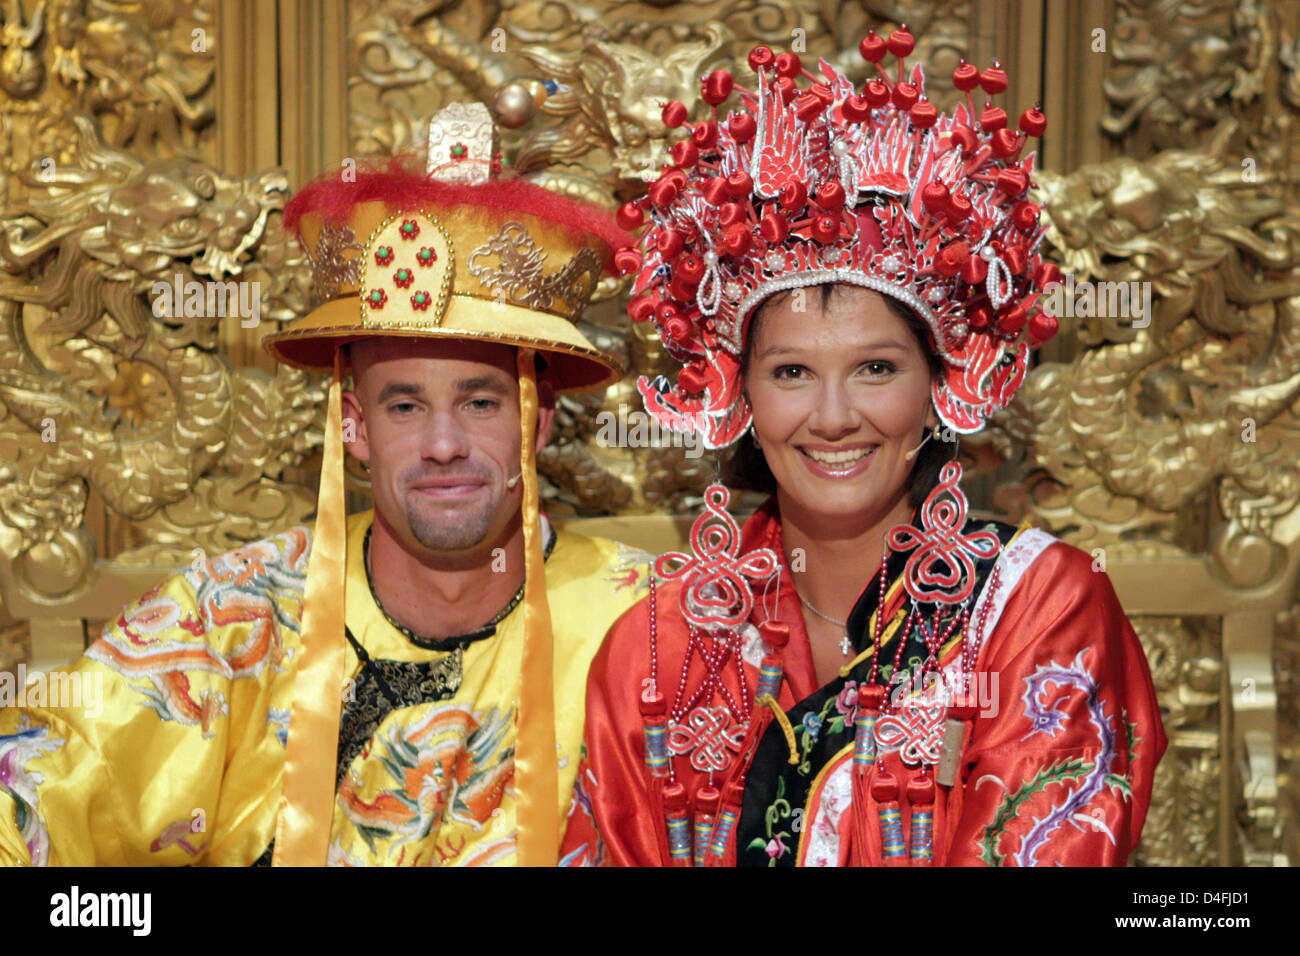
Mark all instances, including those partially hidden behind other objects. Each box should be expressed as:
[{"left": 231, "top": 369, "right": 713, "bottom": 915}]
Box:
[{"left": 262, "top": 293, "right": 622, "bottom": 393}]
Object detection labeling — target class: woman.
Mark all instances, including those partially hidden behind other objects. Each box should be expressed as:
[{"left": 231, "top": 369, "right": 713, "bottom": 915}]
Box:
[{"left": 560, "top": 27, "right": 1167, "bottom": 866}]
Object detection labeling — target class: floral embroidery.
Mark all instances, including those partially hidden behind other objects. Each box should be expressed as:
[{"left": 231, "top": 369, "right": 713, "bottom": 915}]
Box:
[
  {"left": 336, "top": 702, "right": 514, "bottom": 863},
  {"left": 85, "top": 528, "right": 310, "bottom": 738},
  {"left": 0, "top": 717, "right": 66, "bottom": 866}
]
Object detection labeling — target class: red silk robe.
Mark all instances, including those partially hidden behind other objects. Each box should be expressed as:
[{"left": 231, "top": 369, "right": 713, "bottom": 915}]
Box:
[{"left": 561, "top": 501, "right": 1167, "bottom": 867}]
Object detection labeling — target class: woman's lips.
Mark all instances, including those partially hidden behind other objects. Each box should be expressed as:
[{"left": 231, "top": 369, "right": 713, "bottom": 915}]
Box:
[{"left": 797, "top": 444, "right": 877, "bottom": 479}]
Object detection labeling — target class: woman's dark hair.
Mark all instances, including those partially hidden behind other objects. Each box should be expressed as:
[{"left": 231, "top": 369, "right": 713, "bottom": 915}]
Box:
[{"left": 723, "top": 283, "right": 956, "bottom": 507}]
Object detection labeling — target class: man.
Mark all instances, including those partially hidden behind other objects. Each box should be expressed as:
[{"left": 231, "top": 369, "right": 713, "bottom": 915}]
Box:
[{"left": 0, "top": 103, "right": 647, "bottom": 866}]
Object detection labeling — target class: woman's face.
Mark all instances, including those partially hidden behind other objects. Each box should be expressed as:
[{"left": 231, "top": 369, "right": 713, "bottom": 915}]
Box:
[{"left": 745, "top": 285, "right": 937, "bottom": 527}]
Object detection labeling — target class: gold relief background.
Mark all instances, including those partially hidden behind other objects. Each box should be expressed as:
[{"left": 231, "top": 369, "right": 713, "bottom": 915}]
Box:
[{"left": 0, "top": 0, "right": 1295, "bottom": 866}]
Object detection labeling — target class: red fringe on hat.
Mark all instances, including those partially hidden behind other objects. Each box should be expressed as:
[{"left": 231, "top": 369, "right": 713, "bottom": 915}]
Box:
[{"left": 284, "top": 155, "right": 630, "bottom": 271}]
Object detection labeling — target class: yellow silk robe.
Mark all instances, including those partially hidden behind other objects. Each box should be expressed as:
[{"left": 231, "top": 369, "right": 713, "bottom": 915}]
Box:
[{"left": 0, "top": 511, "right": 648, "bottom": 866}]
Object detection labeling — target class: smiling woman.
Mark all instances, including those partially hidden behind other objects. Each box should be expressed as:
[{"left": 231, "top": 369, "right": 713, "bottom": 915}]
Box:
[
  {"left": 727, "top": 284, "right": 955, "bottom": 508},
  {"left": 560, "top": 27, "right": 1166, "bottom": 869}
]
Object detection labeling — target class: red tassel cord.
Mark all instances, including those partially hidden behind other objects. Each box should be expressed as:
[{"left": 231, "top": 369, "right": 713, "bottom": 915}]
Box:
[
  {"left": 871, "top": 770, "right": 907, "bottom": 866},
  {"left": 692, "top": 785, "right": 721, "bottom": 868},
  {"left": 706, "top": 779, "right": 747, "bottom": 866},
  {"left": 662, "top": 782, "right": 692, "bottom": 867},
  {"left": 907, "top": 768, "right": 936, "bottom": 865},
  {"left": 850, "top": 683, "right": 886, "bottom": 866}
]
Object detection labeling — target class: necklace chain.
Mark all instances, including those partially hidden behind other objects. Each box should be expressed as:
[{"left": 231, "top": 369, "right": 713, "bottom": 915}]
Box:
[{"left": 796, "top": 588, "right": 852, "bottom": 655}]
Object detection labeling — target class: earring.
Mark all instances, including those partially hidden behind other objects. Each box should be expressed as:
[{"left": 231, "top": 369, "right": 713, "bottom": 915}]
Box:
[{"left": 749, "top": 422, "right": 761, "bottom": 448}]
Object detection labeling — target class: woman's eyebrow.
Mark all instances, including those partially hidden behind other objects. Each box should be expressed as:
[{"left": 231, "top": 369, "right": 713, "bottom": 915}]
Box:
[{"left": 756, "top": 339, "right": 911, "bottom": 358}]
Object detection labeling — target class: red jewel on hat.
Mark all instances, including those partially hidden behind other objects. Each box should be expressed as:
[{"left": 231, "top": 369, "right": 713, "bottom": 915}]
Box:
[
  {"left": 399, "top": 219, "right": 420, "bottom": 240},
  {"left": 676, "top": 253, "right": 706, "bottom": 284},
  {"left": 945, "top": 124, "right": 980, "bottom": 157},
  {"left": 410, "top": 291, "right": 432, "bottom": 311},
  {"left": 416, "top": 246, "right": 437, "bottom": 265},
  {"left": 778, "top": 180, "right": 807, "bottom": 211},
  {"left": 774, "top": 75, "right": 798, "bottom": 103},
  {"left": 990, "top": 128, "right": 1021, "bottom": 158},
  {"left": 1034, "top": 261, "right": 1063, "bottom": 288},
  {"left": 449, "top": 142, "right": 468, "bottom": 161},
  {"left": 921, "top": 182, "right": 949, "bottom": 213},
  {"left": 393, "top": 267, "right": 414, "bottom": 288},
  {"left": 678, "top": 361, "right": 708, "bottom": 394},
  {"left": 669, "top": 139, "right": 699, "bottom": 168},
  {"left": 891, "top": 82, "right": 920, "bottom": 110},
  {"left": 810, "top": 214, "right": 839, "bottom": 243},
  {"left": 648, "top": 177, "right": 680, "bottom": 207},
  {"left": 842, "top": 94, "right": 873, "bottom": 123},
  {"left": 1019, "top": 106, "right": 1048, "bottom": 137},
  {"left": 726, "top": 171, "right": 753, "bottom": 198},
  {"left": 952, "top": 59, "right": 980, "bottom": 91},
  {"left": 995, "top": 166, "right": 1030, "bottom": 197},
  {"left": 760, "top": 211, "right": 789, "bottom": 242},
  {"left": 721, "top": 223, "right": 752, "bottom": 255},
  {"left": 967, "top": 303, "right": 993, "bottom": 330},
  {"left": 863, "top": 79, "right": 891, "bottom": 108},
  {"left": 367, "top": 288, "right": 387, "bottom": 308},
  {"left": 979, "top": 63, "right": 1009, "bottom": 94},
  {"left": 960, "top": 253, "right": 988, "bottom": 284},
  {"left": 374, "top": 246, "right": 394, "bottom": 266},
  {"left": 661, "top": 100, "right": 688, "bottom": 128},
  {"left": 886, "top": 26, "right": 916, "bottom": 58},
  {"left": 774, "top": 51, "right": 802, "bottom": 78},
  {"left": 718, "top": 202, "right": 747, "bottom": 227},
  {"left": 748, "top": 45, "right": 775, "bottom": 71},
  {"left": 979, "top": 104, "right": 1008, "bottom": 131},
  {"left": 813, "top": 181, "right": 846, "bottom": 211},
  {"left": 947, "top": 191, "right": 972, "bottom": 222},
  {"left": 655, "top": 229, "right": 686, "bottom": 259},
  {"left": 859, "top": 30, "right": 887, "bottom": 63},
  {"left": 628, "top": 293, "right": 657, "bottom": 323},
  {"left": 1003, "top": 245, "right": 1028, "bottom": 275},
  {"left": 935, "top": 240, "right": 971, "bottom": 276},
  {"left": 910, "top": 98, "right": 939, "bottom": 129},
  {"left": 692, "top": 120, "right": 718, "bottom": 147},
  {"left": 997, "top": 300, "right": 1031, "bottom": 335},
  {"left": 702, "top": 177, "right": 731, "bottom": 205},
  {"left": 616, "top": 202, "right": 645, "bottom": 231},
  {"left": 614, "top": 248, "right": 642, "bottom": 275},
  {"left": 728, "top": 112, "right": 756, "bottom": 143},
  {"left": 701, "top": 70, "right": 734, "bottom": 106},
  {"left": 795, "top": 92, "right": 825, "bottom": 123},
  {"left": 1028, "top": 310, "right": 1059, "bottom": 345}
]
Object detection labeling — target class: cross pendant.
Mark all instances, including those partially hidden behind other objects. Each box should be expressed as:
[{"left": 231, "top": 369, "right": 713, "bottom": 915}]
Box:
[{"left": 839, "top": 634, "right": 852, "bottom": 656}]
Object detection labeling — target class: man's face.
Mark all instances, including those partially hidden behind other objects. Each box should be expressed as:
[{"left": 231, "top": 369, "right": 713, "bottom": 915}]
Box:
[{"left": 343, "top": 337, "right": 554, "bottom": 559}]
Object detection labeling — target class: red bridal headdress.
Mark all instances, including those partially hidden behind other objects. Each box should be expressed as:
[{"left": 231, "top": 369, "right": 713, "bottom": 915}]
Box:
[{"left": 617, "top": 27, "right": 1062, "bottom": 449}]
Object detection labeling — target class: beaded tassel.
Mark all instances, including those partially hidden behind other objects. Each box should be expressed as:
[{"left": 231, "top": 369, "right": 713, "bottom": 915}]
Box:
[
  {"left": 692, "top": 785, "right": 720, "bottom": 868},
  {"left": 871, "top": 770, "right": 907, "bottom": 865},
  {"left": 756, "top": 654, "right": 783, "bottom": 699},
  {"left": 662, "top": 782, "right": 692, "bottom": 866},
  {"left": 706, "top": 781, "right": 746, "bottom": 866},
  {"left": 854, "top": 684, "right": 885, "bottom": 768},
  {"left": 907, "top": 770, "right": 936, "bottom": 866},
  {"left": 640, "top": 689, "right": 669, "bottom": 778}
]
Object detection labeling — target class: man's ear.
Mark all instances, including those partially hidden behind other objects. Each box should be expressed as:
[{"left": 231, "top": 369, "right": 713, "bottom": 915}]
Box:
[
  {"left": 341, "top": 390, "right": 371, "bottom": 464},
  {"left": 534, "top": 377, "right": 557, "bottom": 452}
]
